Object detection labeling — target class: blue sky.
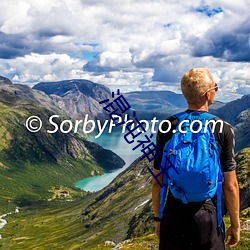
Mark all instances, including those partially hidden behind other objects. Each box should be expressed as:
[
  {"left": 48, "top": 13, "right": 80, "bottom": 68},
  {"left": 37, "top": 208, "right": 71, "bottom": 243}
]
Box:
[{"left": 0, "top": 0, "right": 249, "bottom": 102}]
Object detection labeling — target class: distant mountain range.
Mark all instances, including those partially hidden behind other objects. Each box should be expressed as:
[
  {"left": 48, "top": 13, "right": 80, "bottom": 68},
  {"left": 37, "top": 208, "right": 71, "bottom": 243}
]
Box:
[
  {"left": 33, "top": 78, "right": 249, "bottom": 152},
  {"left": 32, "top": 80, "right": 225, "bottom": 121},
  {"left": 124, "top": 90, "right": 225, "bottom": 119}
]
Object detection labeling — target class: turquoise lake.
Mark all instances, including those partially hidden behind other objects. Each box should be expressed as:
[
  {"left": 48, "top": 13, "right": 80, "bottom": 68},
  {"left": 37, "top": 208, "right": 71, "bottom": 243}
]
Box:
[{"left": 75, "top": 129, "right": 156, "bottom": 192}]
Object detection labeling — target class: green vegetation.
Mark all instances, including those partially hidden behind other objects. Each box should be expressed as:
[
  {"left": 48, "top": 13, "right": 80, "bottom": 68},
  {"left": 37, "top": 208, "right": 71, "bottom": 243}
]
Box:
[
  {"left": 2, "top": 148, "right": 249, "bottom": 249},
  {"left": 224, "top": 217, "right": 250, "bottom": 250},
  {"left": 0, "top": 198, "right": 89, "bottom": 249},
  {"left": 0, "top": 83, "right": 249, "bottom": 249},
  {"left": 1, "top": 207, "right": 249, "bottom": 250},
  {"left": 89, "top": 228, "right": 250, "bottom": 250},
  {"left": 0, "top": 84, "right": 122, "bottom": 214},
  {"left": 235, "top": 148, "right": 250, "bottom": 214}
]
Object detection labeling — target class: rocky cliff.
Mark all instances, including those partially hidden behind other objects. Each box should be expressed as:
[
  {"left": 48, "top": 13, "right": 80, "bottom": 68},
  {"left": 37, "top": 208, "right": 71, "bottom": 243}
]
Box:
[
  {"left": 33, "top": 79, "right": 111, "bottom": 121},
  {"left": 0, "top": 77, "right": 124, "bottom": 212},
  {"left": 213, "top": 94, "right": 250, "bottom": 126}
]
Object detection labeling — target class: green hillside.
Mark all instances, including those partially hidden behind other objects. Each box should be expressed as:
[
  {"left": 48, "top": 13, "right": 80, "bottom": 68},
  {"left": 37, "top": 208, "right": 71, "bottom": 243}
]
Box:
[
  {"left": 0, "top": 83, "right": 124, "bottom": 213},
  {"left": 1, "top": 149, "right": 249, "bottom": 249},
  {"left": 0, "top": 79, "right": 249, "bottom": 249}
]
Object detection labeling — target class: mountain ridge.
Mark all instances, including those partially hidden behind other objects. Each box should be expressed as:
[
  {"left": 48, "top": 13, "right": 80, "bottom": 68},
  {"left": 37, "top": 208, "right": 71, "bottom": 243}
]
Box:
[
  {"left": 0, "top": 76, "right": 12, "bottom": 85},
  {"left": 33, "top": 79, "right": 111, "bottom": 121},
  {"left": 0, "top": 80, "right": 125, "bottom": 213}
]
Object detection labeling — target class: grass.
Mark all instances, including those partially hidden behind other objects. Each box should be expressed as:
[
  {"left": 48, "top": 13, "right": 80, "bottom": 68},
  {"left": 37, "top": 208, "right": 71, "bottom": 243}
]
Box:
[
  {"left": 0, "top": 198, "right": 89, "bottom": 250},
  {"left": 0, "top": 86, "right": 249, "bottom": 249}
]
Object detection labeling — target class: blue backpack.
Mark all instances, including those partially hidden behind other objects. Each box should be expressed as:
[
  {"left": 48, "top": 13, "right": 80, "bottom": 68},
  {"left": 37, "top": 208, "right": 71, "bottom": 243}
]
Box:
[{"left": 158, "top": 111, "right": 223, "bottom": 228}]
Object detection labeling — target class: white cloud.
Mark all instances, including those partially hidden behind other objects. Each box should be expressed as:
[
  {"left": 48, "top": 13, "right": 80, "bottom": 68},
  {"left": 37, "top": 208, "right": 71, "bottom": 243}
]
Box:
[
  {"left": 0, "top": 53, "right": 87, "bottom": 85},
  {"left": 0, "top": 0, "right": 249, "bottom": 101}
]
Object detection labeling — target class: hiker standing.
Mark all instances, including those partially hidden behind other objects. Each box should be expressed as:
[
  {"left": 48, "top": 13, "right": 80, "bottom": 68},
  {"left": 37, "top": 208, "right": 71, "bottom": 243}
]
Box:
[{"left": 152, "top": 68, "right": 240, "bottom": 250}]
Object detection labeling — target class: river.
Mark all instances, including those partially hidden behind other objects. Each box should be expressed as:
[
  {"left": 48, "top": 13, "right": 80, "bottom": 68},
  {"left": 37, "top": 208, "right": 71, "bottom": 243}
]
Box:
[{"left": 75, "top": 130, "right": 155, "bottom": 192}]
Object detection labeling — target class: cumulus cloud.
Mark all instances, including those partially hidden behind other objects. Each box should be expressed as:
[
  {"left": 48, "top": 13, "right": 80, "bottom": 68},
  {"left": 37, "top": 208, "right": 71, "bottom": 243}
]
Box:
[
  {"left": 0, "top": 53, "right": 87, "bottom": 85},
  {"left": 193, "top": 18, "right": 250, "bottom": 62},
  {"left": 0, "top": 0, "right": 249, "bottom": 101}
]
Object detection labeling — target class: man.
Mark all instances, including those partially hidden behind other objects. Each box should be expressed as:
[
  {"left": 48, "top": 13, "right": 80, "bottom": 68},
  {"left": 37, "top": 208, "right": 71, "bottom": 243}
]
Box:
[{"left": 152, "top": 68, "right": 240, "bottom": 249}]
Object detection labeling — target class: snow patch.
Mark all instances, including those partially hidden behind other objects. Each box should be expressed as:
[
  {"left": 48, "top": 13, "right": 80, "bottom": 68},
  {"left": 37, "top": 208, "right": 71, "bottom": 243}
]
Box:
[
  {"left": 0, "top": 208, "right": 20, "bottom": 238},
  {"left": 138, "top": 185, "right": 145, "bottom": 190},
  {"left": 134, "top": 199, "right": 150, "bottom": 210}
]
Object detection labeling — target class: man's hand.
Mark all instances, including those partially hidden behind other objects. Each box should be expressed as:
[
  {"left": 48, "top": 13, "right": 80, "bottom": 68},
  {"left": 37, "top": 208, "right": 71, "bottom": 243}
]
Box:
[
  {"left": 223, "top": 171, "right": 240, "bottom": 248},
  {"left": 155, "top": 221, "right": 161, "bottom": 239},
  {"left": 225, "top": 225, "right": 240, "bottom": 248}
]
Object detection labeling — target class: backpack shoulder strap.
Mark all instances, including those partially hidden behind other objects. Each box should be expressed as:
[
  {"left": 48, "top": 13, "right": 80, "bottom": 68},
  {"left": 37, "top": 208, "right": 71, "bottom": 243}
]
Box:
[
  {"left": 201, "top": 112, "right": 223, "bottom": 230},
  {"left": 201, "top": 112, "right": 217, "bottom": 120},
  {"left": 174, "top": 111, "right": 217, "bottom": 122},
  {"left": 173, "top": 111, "right": 189, "bottom": 121}
]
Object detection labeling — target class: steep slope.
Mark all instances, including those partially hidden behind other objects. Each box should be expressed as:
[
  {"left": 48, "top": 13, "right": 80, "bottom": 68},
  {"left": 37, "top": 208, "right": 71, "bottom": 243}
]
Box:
[
  {"left": 79, "top": 148, "right": 250, "bottom": 248},
  {"left": 235, "top": 148, "right": 250, "bottom": 213},
  {"left": 211, "top": 94, "right": 250, "bottom": 152},
  {"left": 1, "top": 148, "right": 249, "bottom": 249},
  {"left": 234, "top": 108, "right": 250, "bottom": 152},
  {"left": 33, "top": 79, "right": 111, "bottom": 121},
  {"left": 0, "top": 157, "right": 153, "bottom": 250},
  {"left": 0, "top": 75, "right": 12, "bottom": 85},
  {"left": 213, "top": 94, "right": 250, "bottom": 126},
  {"left": 0, "top": 82, "right": 124, "bottom": 212}
]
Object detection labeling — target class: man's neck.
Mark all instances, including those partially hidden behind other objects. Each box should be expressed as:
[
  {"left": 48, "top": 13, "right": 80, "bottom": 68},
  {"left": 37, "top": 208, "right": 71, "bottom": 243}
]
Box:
[{"left": 187, "top": 103, "right": 209, "bottom": 112}]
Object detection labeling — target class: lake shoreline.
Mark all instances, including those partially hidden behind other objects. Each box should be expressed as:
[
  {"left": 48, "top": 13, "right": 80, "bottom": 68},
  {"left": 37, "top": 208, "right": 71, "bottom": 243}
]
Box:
[{"left": 75, "top": 131, "right": 150, "bottom": 192}]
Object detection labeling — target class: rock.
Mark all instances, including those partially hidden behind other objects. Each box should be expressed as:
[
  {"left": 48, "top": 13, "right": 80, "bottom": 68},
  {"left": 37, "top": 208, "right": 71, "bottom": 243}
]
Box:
[
  {"left": 33, "top": 79, "right": 111, "bottom": 121},
  {"left": 0, "top": 76, "right": 12, "bottom": 85},
  {"left": 105, "top": 240, "right": 116, "bottom": 246}
]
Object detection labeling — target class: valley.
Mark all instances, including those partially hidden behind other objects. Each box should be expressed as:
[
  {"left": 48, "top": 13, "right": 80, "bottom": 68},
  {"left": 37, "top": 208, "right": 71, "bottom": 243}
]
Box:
[{"left": 0, "top": 76, "right": 249, "bottom": 249}]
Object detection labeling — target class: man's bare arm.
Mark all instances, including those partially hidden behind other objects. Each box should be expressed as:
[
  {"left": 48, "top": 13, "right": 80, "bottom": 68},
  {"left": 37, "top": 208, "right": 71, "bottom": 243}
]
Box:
[
  {"left": 223, "top": 170, "right": 240, "bottom": 248},
  {"left": 152, "top": 169, "right": 163, "bottom": 216},
  {"left": 152, "top": 169, "right": 163, "bottom": 239}
]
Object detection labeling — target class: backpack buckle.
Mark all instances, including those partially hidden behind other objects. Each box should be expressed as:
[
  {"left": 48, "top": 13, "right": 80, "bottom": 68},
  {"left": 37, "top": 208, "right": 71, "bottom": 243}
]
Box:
[{"left": 169, "top": 149, "right": 176, "bottom": 156}]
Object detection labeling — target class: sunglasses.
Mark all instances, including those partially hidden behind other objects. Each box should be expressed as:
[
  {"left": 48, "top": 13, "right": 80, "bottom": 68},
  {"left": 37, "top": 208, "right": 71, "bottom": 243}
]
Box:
[{"left": 203, "top": 83, "right": 218, "bottom": 95}]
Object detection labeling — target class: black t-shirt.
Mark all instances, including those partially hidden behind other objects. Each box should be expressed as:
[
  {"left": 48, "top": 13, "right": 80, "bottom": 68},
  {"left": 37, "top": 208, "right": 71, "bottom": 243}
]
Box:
[{"left": 153, "top": 110, "right": 237, "bottom": 172}]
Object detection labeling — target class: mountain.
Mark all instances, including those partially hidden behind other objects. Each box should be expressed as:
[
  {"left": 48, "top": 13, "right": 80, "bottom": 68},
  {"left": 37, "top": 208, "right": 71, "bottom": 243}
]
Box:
[
  {"left": 212, "top": 95, "right": 250, "bottom": 152},
  {"left": 234, "top": 108, "right": 250, "bottom": 152},
  {"left": 209, "top": 100, "right": 225, "bottom": 110},
  {"left": 0, "top": 76, "right": 12, "bottom": 85},
  {"left": 78, "top": 148, "right": 250, "bottom": 248},
  {"left": 124, "top": 91, "right": 225, "bottom": 119},
  {"left": 33, "top": 80, "right": 225, "bottom": 123},
  {"left": 1, "top": 148, "right": 249, "bottom": 249},
  {"left": 213, "top": 94, "right": 250, "bottom": 126},
  {"left": 235, "top": 148, "right": 250, "bottom": 214},
  {"left": 0, "top": 79, "right": 124, "bottom": 212},
  {"left": 33, "top": 79, "right": 111, "bottom": 121},
  {"left": 0, "top": 76, "right": 248, "bottom": 249}
]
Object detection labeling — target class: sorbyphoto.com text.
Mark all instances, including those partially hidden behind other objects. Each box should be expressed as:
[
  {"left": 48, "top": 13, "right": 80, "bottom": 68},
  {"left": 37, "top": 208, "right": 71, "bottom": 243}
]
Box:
[{"left": 25, "top": 114, "right": 224, "bottom": 138}]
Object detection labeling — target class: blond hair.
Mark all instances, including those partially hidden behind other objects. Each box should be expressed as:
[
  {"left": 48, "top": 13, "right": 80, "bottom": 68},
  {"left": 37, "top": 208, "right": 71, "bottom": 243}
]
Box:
[{"left": 181, "top": 68, "right": 214, "bottom": 104}]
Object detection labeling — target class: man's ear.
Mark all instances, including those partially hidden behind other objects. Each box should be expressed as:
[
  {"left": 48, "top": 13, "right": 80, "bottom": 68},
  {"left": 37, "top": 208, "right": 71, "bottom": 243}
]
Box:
[{"left": 204, "top": 92, "right": 209, "bottom": 100}]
